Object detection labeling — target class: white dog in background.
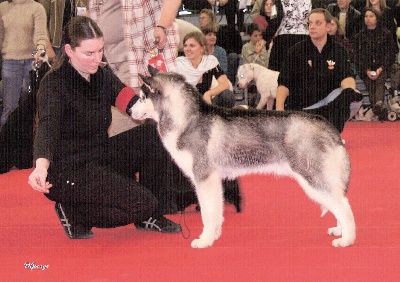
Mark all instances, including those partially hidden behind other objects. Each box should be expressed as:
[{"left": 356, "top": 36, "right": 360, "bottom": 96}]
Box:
[{"left": 236, "top": 63, "right": 279, "bottom": 110}]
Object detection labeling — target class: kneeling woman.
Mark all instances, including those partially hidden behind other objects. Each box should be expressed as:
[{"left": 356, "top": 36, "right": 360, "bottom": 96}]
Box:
[
  {"left": 28, "top": 16, "right": 192, "bottom": 239},
  {"left": 175, "top": 31, "right": 236, "bottom": 108}
]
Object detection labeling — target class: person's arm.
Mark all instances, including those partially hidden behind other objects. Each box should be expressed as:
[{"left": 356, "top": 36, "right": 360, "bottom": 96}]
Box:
[
  {"left": 28, "top": 73, "right": 61, "bottom": 194},
  {"left": 38, "top": 0, "right": 56, "bottom": 61},
  {"left": 0, "top": 11, "right": 4, "bottom": 50},
  {"left": 219, "top": 47, "right": 228, "bottom": 73},
  {"left": 32, "top": 73, "right": 64, "bottom": 178},
  {"left": 255, "top": 44, "right": 269, "bottom": 68},
  {"left": 275, "top": 85, "right": 289, "bottom": 111},
  {"left": 241, "top": 44, "right": 250, "bottom": 64},
  {"left": 242, "top": 42, "right": 265, "bottom": 64},
  {"left": 28, "top": 158, "right": 52, "bottom": 194},
  {"left": 33, "top": 4, "right": 49, "bottom": 60},
  {"left": 154, "top": 0, "right": 181, "bottom": 49},
  {"left": 340, "top": 76, "right": 356, "bottom": 90},
  {"left": 38, "top": 0, "right": 50, "bottom": 22},
  {"left": 203, "top": 73, "right": 230, "bottom": 104}
]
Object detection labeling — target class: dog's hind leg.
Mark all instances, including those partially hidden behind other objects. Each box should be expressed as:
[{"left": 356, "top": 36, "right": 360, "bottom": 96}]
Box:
[
  {"left": 311, "top": 190, "right": 356, "bottom": 247},
  {"left": 255, "top": 94, "right": 268, "bottom": 110},
  {"left": 325, "top": 196, "right": 356, "bottom": 247},
  {"left": 296, "top": 177, "right": 356, "bottom": 247},
  {"left": 265, "top": 98, "right": 275, "bottom": 111},
  {"left": 191, "top": 172, "right": 224, "bottom": 248}
]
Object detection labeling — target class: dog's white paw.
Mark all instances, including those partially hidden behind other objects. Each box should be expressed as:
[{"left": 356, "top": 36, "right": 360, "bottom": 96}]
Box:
[
  {"left": 328, "top": 226, "right": 342, "bottom": 236},
  {"left": 191, "top": 238, "right": 214, "bottom": 248},
  {"left": 332, "top": 237, "right": 354, "bottom": 247}
]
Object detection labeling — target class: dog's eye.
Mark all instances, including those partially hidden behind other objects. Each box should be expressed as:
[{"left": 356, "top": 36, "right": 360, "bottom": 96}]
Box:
[{"left": 139, "top": 95, "right": 146, "bottom": 103}]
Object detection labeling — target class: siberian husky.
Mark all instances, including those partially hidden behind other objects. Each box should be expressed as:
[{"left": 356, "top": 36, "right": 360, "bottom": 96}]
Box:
[
  {"left": 129, "top": 66, "right": 356, "bottom": 249},
  {"left": 236, "top": 63, "right": 279, "bottom": 110}
]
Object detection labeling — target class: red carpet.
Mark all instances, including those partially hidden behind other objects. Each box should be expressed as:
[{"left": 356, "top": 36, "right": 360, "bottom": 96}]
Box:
[{"left": 1, "top": 121, "right": 399, "bottom": 281}]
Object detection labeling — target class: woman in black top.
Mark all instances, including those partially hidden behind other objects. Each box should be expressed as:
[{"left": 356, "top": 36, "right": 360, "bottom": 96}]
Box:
[
  {"left": 353, "top": 8, "right": 397, "bottom": 118},
  {"left": 258, "top": 0, "right": 282, "bottom": 50},
  {"left": 28, "top": 16, "right": 193, "bottom": 239}
]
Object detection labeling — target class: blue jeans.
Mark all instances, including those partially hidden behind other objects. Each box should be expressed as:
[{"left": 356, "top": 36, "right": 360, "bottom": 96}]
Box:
[{"left": 0, "top": 59, "right": 33, "bottom": 127}]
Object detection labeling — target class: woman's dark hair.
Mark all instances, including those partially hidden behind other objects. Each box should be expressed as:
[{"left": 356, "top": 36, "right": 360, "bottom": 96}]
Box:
[
  {"left": 63, "top": 16, "right": 103, "bottom": 49},
  {"left": 363, "top": 8, "right": 383, "bottom": 28},
  {"left": 260, "top": 0, "right": 275, "bottom": 17},
  {"left": 50, "top": 16, "right": 103, "bottom": 72}
]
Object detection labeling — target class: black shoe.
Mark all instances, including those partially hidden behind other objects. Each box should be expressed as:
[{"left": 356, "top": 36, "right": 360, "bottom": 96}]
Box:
[
  {"left": 54, "top": 203, "right": 94, "bottom": 239},
  {"left": 135, "top": 216, "right": 182, "bottom": 233}
]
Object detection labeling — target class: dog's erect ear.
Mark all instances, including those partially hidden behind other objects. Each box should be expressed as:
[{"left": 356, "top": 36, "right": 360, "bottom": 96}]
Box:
[
  {"left": 139, "top": 73, "right": 155, "bottom": 88},
  {"left": 147, "top": 65, "right": 159, "bottom": 77},
  {"left": 139, "top": 73, "right": 158, "bottom": 96}
]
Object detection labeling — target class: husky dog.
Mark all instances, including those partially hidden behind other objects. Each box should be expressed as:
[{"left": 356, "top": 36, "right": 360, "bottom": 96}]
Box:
[
  {"left": 130, "top": 66, "right": 356, "bottom": 249},
  {"left": 236, "top": 63, "right": 279, "bottom": 110}
]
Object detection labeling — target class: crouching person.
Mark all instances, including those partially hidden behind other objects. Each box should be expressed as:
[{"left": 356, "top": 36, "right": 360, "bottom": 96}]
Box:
[{"left": 28, "top": 16, "right": 194, "bottom": 239}]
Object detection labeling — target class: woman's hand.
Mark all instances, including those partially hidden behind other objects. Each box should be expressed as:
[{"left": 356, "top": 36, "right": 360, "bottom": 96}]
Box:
[
  {"left": 367, "top": 69, "right": 380, "bottom": 81},
  {"left": 203, "top": 74, "right": 231, "bottom": 104},
  {"left": 28, "top": 158, "right": 52, "bottom": 194},
  {"left": 203, "top": 90, "right": 213, "bottom": 104}
]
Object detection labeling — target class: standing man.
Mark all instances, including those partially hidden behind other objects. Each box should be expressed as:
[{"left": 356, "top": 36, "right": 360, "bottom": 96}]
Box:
[
  {"left": 88, "top": 0, "right": 181, "bottom": 135},
  {"left": 327, "top": 0, "right": 362, "bottom": 41},
  {"left": 89, "top": 0, "right": 180, "bottom": 91},
  {"left": 275, "top": 8, "right": 362, "bottom": 133}
]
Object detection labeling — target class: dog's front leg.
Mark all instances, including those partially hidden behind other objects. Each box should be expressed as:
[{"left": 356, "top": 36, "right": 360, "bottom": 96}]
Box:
[
  {"left": 191, "top": 172, "right": 224, "bottom": 248},
  {"left": 265, "top": 98, "right": 275, "bottom": 111}
]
